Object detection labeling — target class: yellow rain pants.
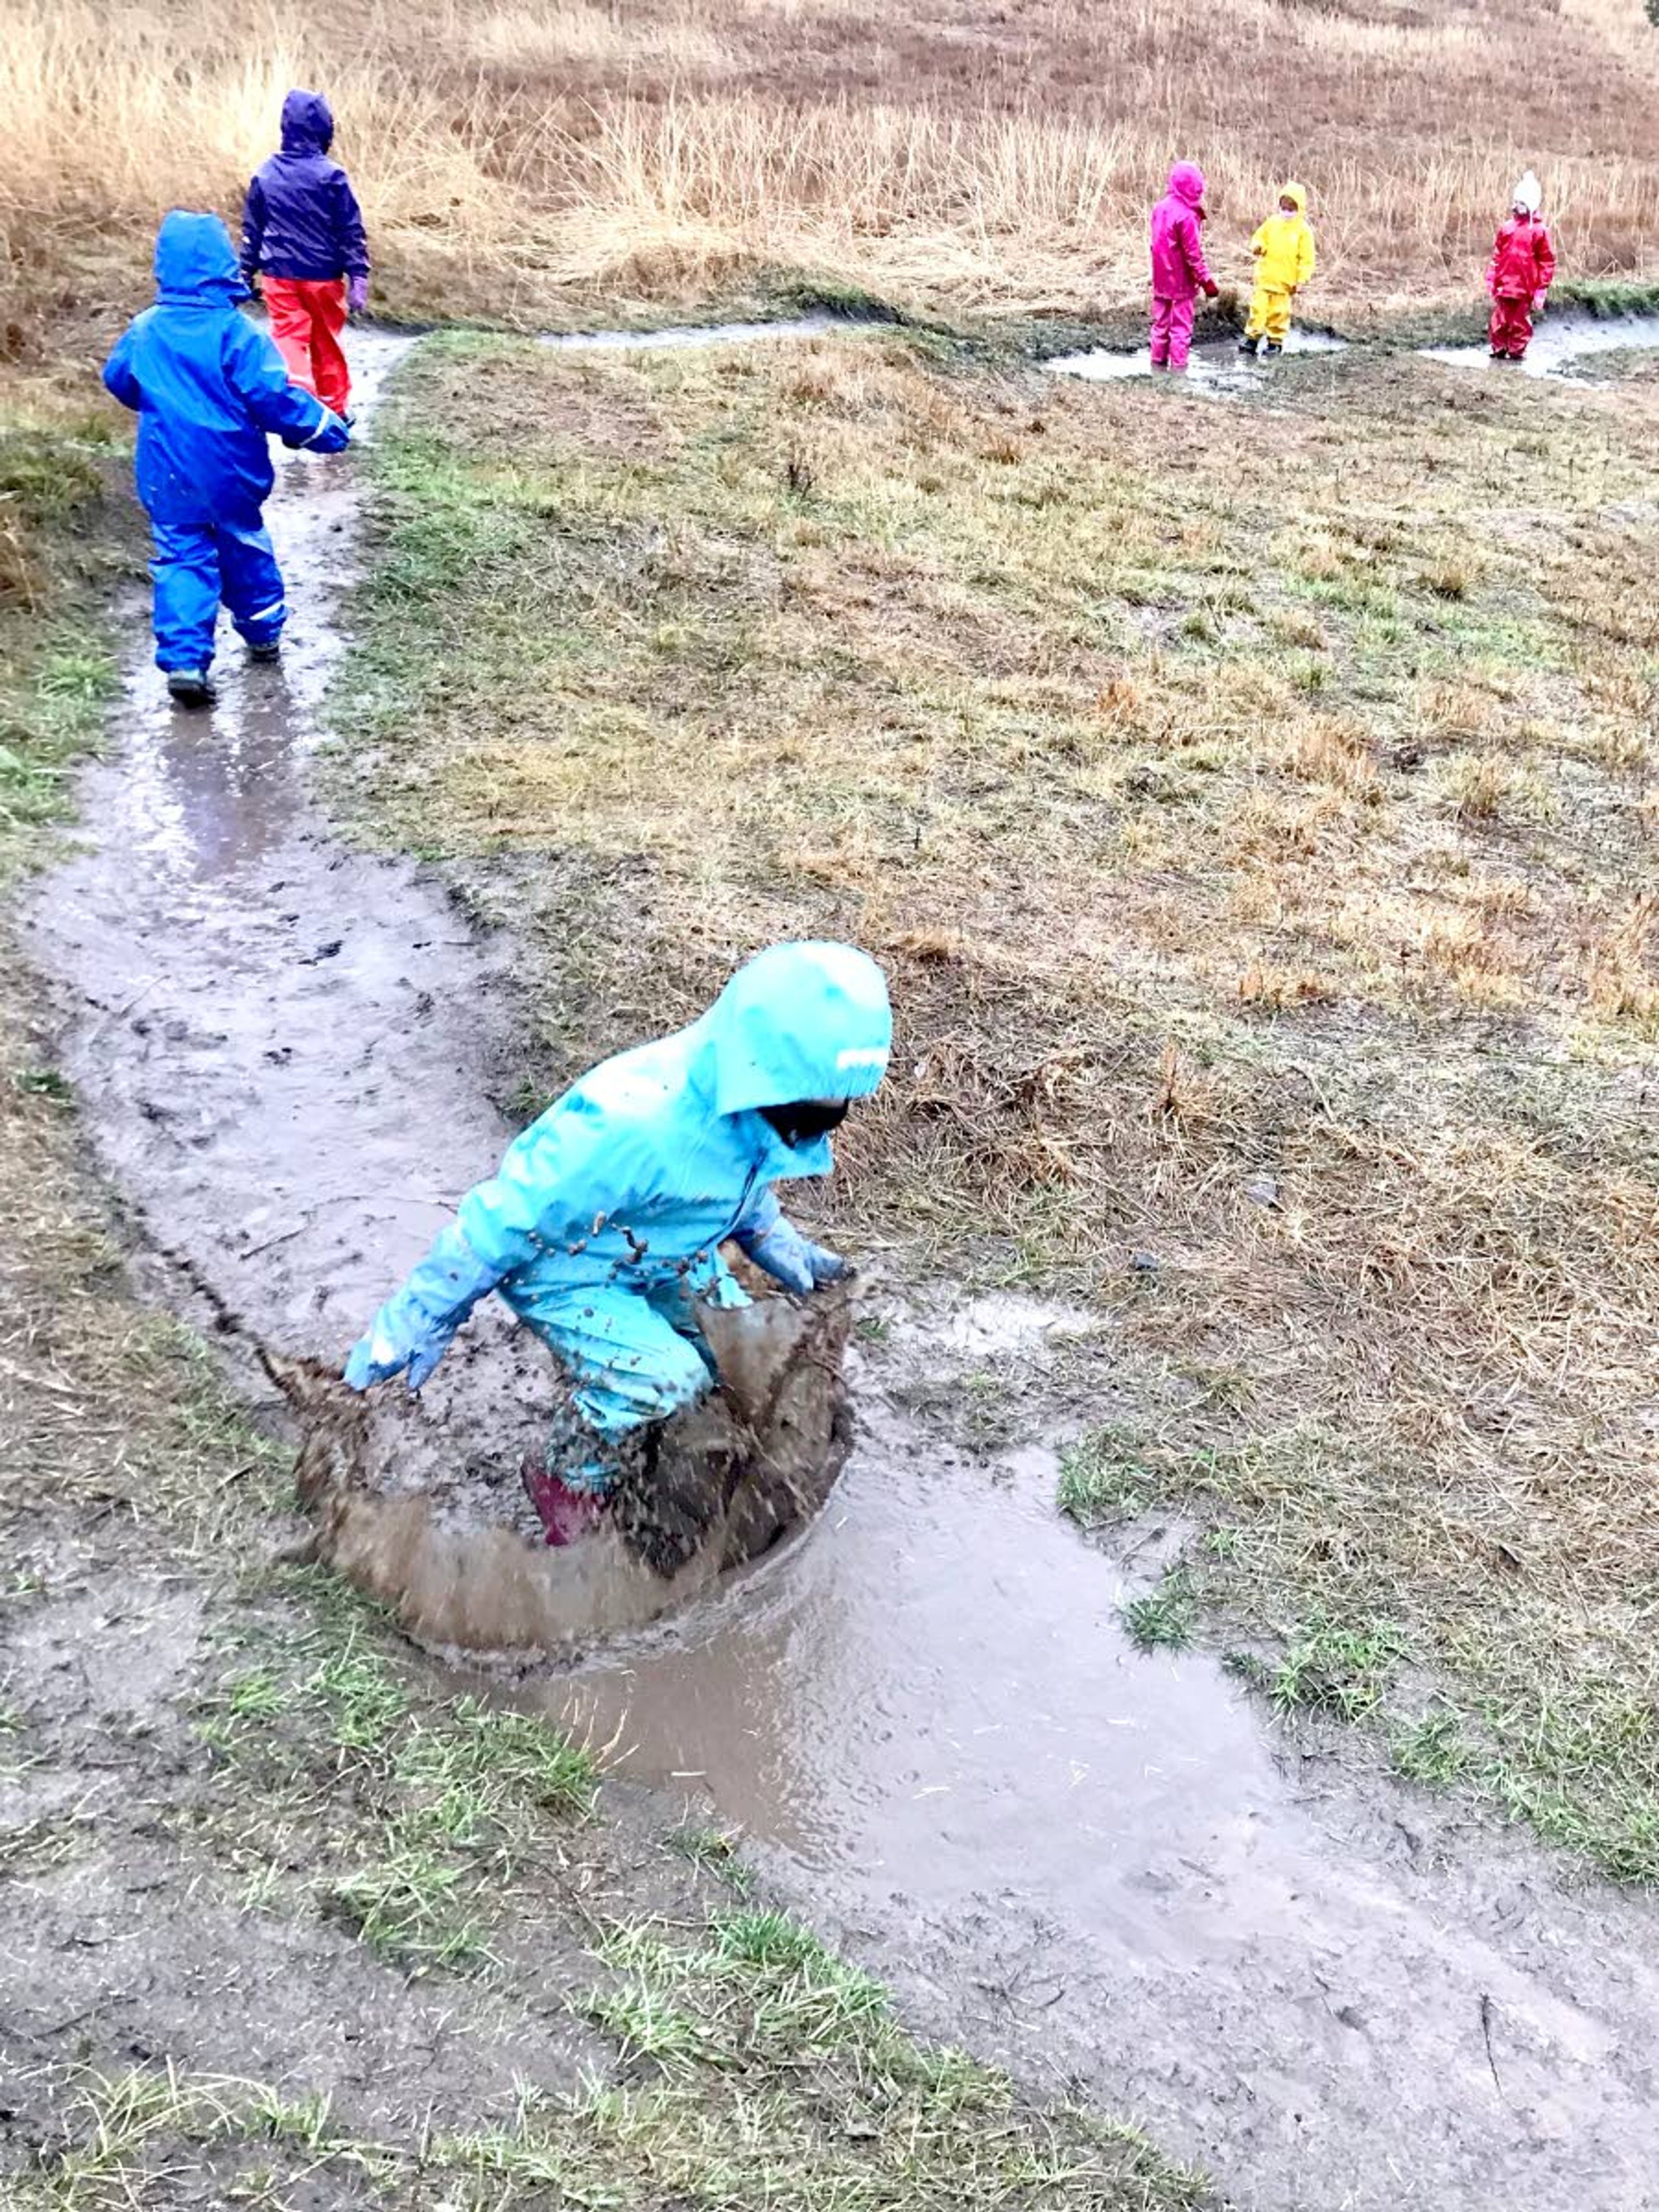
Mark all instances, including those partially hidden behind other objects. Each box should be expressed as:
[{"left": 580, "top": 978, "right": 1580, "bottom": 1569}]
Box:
[
  {"left": 1247, "top": 183, "right": 1316, "bottom": 347},
  {"left": 1245, "top": 286, "right": 1293, "bottom": 345}
]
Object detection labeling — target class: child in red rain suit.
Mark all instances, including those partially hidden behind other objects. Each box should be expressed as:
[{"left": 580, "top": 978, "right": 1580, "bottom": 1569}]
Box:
[
  {"left": 1487, "top": 173, "right": 1555, "bottom": 362},
  {"left": 1149, "top": 162, "right": 1220, "bottom": 373}
]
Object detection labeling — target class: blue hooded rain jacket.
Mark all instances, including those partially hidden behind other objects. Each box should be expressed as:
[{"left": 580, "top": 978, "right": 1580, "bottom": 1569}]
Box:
[
  {"left": 344, "top": 943, "right": 893, "bottom": 1429},
  {"left": 241, "top": 90, "right": 369, "bottom": 286},
  {"left": 103, "top": 211, "right": 347, "bottom": 525}
]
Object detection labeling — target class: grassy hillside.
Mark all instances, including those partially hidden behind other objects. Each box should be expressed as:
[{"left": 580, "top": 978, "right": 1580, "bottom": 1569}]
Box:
[
  {"left": 334, "top": 327, "right": 1659, "bottom": 1876},
  {"left": 3, "top": 0, "right": 1658, "bottom": 352}
]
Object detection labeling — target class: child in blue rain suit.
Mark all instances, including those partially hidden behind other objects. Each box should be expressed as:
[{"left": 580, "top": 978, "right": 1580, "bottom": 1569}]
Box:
[
  {"left": 102, "top": 210, "right": 350, "bottom": 708},
  {"left": 344, "top": 941, "right": 893, "bottom": 1553}
]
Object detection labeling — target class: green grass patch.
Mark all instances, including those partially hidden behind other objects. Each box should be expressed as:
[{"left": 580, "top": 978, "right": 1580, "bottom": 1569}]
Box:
[
  {"left": 1121, "top": 1572, "right": 1199, "bottom": 1655},
  {"left": 38, "top": 1908, "right": 1210, "bottom": 2211},
  {"left": 199, "top": 1593, "right": 597, "bottom": 1971}
]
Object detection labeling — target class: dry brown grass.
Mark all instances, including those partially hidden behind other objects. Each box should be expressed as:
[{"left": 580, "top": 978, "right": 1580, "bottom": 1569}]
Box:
[
  {"left": 3, "top": 0, "right": 1658, "bottom": 353},
  {"left": 337, "top": 328, "right": 1659, "bottom": 1863}
]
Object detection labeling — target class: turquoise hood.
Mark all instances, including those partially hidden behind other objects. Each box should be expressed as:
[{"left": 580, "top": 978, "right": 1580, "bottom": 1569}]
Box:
[{"left": 458, "top": 943, "right": 891, "bottom": 1314}]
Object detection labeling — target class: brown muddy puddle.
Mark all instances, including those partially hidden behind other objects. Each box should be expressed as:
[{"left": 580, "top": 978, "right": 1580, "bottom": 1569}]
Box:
[
  {"left": 496, "top": 1288, "right": 1659, "bottom": 2210},
  {"left": 29, "top": 322, "right": 1659, "bottom": 2212}
]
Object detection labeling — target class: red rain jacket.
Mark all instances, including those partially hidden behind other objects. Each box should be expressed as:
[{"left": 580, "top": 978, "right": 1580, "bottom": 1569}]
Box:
[
  {"left": 1488, "top": 214, "right": 1555, "bottom": 300},
  {"left": 1150, "top": 163, "right": 1213, "bottom": 302}
]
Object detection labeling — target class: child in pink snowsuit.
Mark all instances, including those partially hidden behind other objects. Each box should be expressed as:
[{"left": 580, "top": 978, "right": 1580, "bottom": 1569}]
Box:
[{"left": 1149, "top": 162, "right": 1220, "bottom": 372}]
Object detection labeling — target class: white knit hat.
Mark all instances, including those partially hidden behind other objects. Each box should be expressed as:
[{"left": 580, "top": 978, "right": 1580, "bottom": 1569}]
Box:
[{"left": 1511, "top": 171, "right": 1542, "bottom": 214}]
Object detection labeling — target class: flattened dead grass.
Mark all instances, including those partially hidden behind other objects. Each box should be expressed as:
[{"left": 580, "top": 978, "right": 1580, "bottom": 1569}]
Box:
[{"left": 343, "top": 329, "right": 1659, "bottom": 1872}]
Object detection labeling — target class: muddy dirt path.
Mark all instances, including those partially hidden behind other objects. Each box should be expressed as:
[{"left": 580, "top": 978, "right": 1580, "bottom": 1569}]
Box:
[
  {"left": 30, "top": 331, "right": 515, "bottom": 1362},
  {"left": 29, "top": 321, "right": 1659, "bottom": 2212}
]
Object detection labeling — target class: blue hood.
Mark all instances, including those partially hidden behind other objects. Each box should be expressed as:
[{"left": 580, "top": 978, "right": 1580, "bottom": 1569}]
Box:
[
  {"left": 699, "top": 942, "right": 892, "bottom": 1113},
  {"left": 281, "top": 88, "right": 334, "bottom": 156},
  {"left": 153, "top": 211, "right": 249, "bottom": 304}
]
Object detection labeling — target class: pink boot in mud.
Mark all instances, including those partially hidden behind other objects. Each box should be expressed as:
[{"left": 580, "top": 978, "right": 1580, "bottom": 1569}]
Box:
[{"left": 521, "top": 1456, "right": 610, "bottom": 1548}]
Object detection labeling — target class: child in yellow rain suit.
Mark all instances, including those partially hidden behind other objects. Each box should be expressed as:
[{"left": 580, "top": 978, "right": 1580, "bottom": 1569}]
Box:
[{"left": 1239, "top": 182, "right": 1316, "bottom": 359}]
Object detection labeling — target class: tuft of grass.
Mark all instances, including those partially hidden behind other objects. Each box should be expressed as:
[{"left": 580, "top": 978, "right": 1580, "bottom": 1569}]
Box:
[
  {"left": 1268, "top": 1612, "right": 1407, "bottom": 1723},
  {"left": 667, "top": 1821, "right": 755, "bottom": 1893},
  {"left": 1058, "top": 1427, "right": 1155, "bottom": 1524},
  {"left": 1121, "top": 1572, "right": 1198, "bottom": 1654}
]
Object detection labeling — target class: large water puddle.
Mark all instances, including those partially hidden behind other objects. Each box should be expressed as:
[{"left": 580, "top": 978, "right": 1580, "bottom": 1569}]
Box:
[
  {"left": 540, "top": 311, "right": 855, "bottom": 354},
  {"left": 497, "top": 1287, "right": 1659, "bottom": 2211},
  {"left": 1046, "top": 327, "right": 1344, "bottom": 397},
  {"left": 1421, "top": 308, "right": 1659, "bottom": 380},
  {"left": 31, "top": 316, "right": 1659, "bottom": 2212}
]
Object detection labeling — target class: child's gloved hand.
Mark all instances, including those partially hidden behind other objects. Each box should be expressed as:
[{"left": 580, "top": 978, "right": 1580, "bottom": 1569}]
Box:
[
  {"left": 742, "top": 1216, "right": 848, "bottom": 1296},
  {"left": 346, "top": 274, "right": 369, "bottom": 315},
  {"left": 1203, "top": 280, "right": 1220, "bottom": 299},
  {"left": 1533, "top": 290, "right": 1549, "bottom": 315},
  {"left": 732, "top": 1189, "right": 848, "bottom": 1296}
]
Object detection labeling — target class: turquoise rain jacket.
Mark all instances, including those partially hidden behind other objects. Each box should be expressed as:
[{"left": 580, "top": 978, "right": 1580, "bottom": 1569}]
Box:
[
  {"left": 463, "top": 940, "right": 891, "bottom": 1313},
  {"left": 343, "top": 941, "right": 893, "bottom": 1396}
]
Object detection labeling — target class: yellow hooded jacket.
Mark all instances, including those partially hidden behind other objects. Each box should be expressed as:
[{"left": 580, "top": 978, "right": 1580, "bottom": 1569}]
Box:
[{"left": 1251, "top": 183, "right": 1316, "bottom": 292}]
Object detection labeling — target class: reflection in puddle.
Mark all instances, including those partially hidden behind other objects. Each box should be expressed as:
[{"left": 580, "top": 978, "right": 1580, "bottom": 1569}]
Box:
[
  {"left": 1421, "top": 309, "right": 1659, "bottom": 380},
  {"left": 1046, "top": 328, "right": 1345, "bottom": 394}
]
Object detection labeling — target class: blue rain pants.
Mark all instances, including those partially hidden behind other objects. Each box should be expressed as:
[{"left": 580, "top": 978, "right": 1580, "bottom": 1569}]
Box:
[
  {"left": 151, "top": 515, "right": 286, "bottom": 672},
  {"left": 532, "top": 1280, "right": 720, "bottom": 1494}
]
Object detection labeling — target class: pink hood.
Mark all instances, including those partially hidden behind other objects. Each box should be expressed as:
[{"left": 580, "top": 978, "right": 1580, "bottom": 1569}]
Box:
[
  {"left": 1150, "top": 162, "right": 1212, "bottom": 300},
  {"left": 1167, "top": 162, "right": 1207, "bottom": 211}
]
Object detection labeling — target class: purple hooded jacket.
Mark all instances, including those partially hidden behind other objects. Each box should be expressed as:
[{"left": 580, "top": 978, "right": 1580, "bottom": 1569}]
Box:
[
  {"left": 1149, "top": 163, "right": 1212, "bottom": 302},
  {"left": 241, "top": 90, "right": 368, "bottom": 286}
]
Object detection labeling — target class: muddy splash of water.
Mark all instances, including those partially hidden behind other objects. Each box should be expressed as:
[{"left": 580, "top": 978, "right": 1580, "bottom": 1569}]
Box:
[
  {"left": 30, "top": 316, "right": 1659, "bottom": 2212},
  {"left": 273, "top": 1286, "right": 855, "bottom": 1660}
]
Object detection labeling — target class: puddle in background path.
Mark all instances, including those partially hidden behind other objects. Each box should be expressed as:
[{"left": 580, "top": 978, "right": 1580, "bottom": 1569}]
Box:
[
  {"left": 1046, "top": 328, "right": 1344, "bottom": 397},
  {"left": 540, "top": 312, "right": 855, "bottom": 355},
  {"left": 31, "top": 318, "right": 1659, "bottom": 2212},
  {"left": 1422, "top": 309, "right": 1659, "bottom": 380}
]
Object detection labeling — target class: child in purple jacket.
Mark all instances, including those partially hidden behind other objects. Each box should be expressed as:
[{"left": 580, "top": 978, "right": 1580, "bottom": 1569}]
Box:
[
  {"left": 1148, "top": 162, "right": 1220, "bottom": 373},
  {"left": 241, "top": 89, "right": 369, "bottom": 417}
]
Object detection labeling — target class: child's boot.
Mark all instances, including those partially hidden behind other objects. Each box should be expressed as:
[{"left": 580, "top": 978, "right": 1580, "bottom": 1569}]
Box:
[
  {"left": 1237, "top": 333, "right": 1260, "bottom": 355},
  {"left": 166, "top": 667, "right": 214, "bottom": 708},
  {"left": 521, "top": 1453, "right": 611, "bottom": 1547},
  {"left": 1260, "top": 340, "right": 1283, "bottom": 358},
  {"left": 247, "top": 639, "right": 282, "bottom": 664}
]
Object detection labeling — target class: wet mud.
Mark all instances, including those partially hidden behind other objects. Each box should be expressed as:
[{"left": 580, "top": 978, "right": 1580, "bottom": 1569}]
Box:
[
  {"left": 29, "top": 318, "right": 1659, "bottom": 2212},
  {"left": 274, "top": 1285, "right": 854, "bottom": 1661}
]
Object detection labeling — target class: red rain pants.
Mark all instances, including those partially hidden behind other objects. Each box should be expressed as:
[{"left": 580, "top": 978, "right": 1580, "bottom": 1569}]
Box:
[
  {"left": 1150, "top": 293, "right": 1196, "bottom": 372},
  {"left": 1488, "top": 295, "right": 1534, "bottom": 360},
  {"left": 264, "top": 277, "right": 351, "bottom": 415}
]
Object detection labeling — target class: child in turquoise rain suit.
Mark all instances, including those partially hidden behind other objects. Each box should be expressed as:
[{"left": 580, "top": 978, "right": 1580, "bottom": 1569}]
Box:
[{"left": 344, "top": 942, "right": 893, "bottom": 1550}]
